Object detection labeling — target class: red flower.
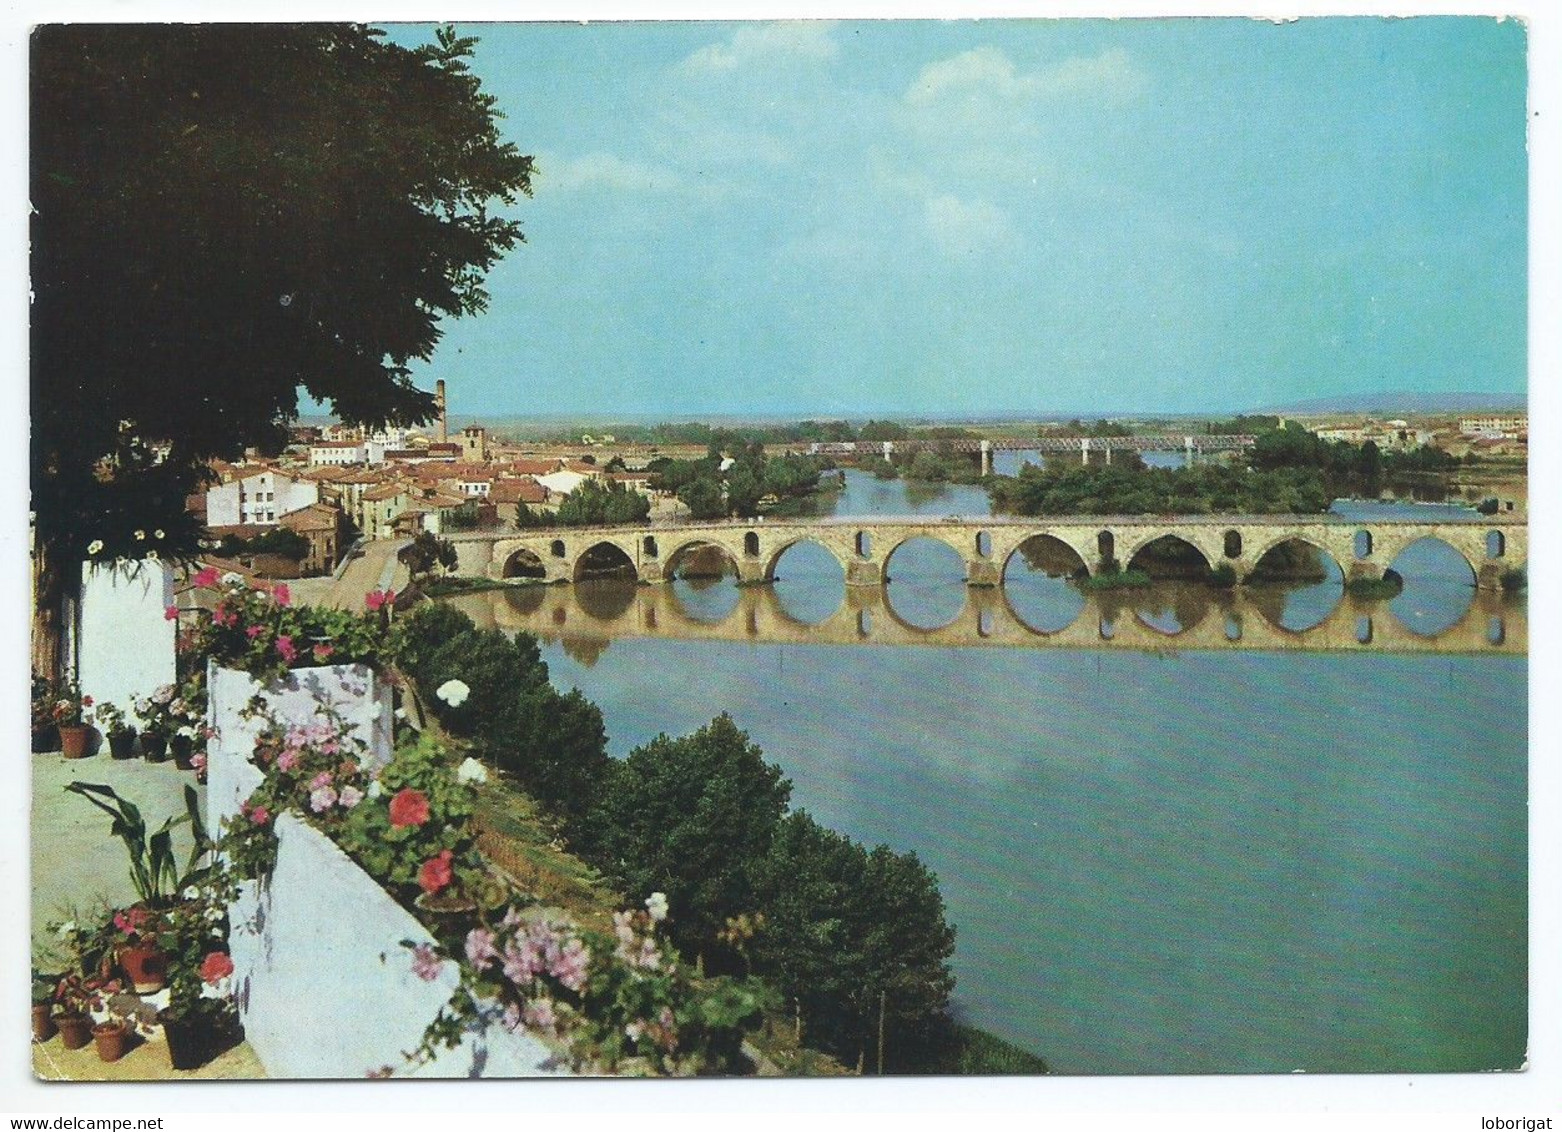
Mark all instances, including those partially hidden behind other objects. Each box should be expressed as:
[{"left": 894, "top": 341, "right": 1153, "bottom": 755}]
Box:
[
  {"left": 276, "top": 635, "right": 298, "bottom": 663},
  {"left": 81, "top": 696, "right": 93, "bottom": 707},
  {"left": 193, "top": 566, "right": 220, "bottom": 588},
  {"left": 199, "top": 952, "right": 234, "bottom": 984},
  {"left": 418, "top": 849, "right": 454, "bottom": 895},
  {"left": 388, "top": 788, "right": 430, "bottom": 828},
  {"left": 164, "top": 604, "right": 179, "bottom": 621},
  {"left": 313, "top": 644, "right": 335, "bottom": 662},
  {"left": 271, "top": 583, "right": 291, "bottom": 607},
  {"left": 365, "top": 588, "right": 395, "bottom": 611}
]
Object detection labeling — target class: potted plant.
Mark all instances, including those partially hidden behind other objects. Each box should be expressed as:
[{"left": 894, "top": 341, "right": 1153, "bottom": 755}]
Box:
[
  {"left": 135, "top": 686, "right": 176, "bottom": 762},
  {"left": 170, "top": 725, "right": 198, "bottom": 770},
  {"left": 52, "top": 974, "right": 96, "bottom": 1050},
  {"left": 96, "top": 702, "right": 139, "bottom": 760},
  {"left": 157, "top": 896, "right": 239, "bottom": 1072},
  {"left": 52, "top": 683, "right": 95, "bottom": 759},
  {"left": 31, "top": 675, "right": 59, "bottom": 753},
  {"left": 93, "top": 1014, "right": 132, "bottom": 1063},
  {"left": 112, "top": 906, "right": 169, "bottom": 993},
  {"left": 31, "top": 973, "right": 58, "bottom": 1043}
]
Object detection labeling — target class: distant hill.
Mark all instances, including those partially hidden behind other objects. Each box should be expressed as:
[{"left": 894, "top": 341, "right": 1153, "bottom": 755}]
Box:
[{"left": 1256, "top": 390, "right": 1526, "bottom": 416}]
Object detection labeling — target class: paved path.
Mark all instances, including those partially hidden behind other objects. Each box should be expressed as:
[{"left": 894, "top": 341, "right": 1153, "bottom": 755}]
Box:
[
  {"left": 288, "top": 538, "right": 409, "bottom": 610},
  {"left": 31, "top": 751, "right": 206, "bottom": 958}
]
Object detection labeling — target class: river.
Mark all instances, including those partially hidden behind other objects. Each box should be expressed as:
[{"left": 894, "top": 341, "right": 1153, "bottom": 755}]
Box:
[{"left": 447, "top": 469, "right": 1527, "bottom": 1075}]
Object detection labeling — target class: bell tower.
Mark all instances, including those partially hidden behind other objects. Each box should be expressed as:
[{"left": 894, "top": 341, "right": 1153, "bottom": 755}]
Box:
[{"left": 435, "top": 379, "right": 448, "bottom": 443}]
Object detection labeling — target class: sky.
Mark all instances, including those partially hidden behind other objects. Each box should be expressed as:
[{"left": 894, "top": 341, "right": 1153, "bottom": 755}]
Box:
[{"left": 378, "top": 17, "right": 1527, "bottom": 420}]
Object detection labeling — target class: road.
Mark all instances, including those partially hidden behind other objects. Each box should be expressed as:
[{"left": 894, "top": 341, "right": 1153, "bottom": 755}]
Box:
[{"left": 288, "top": 538, "right": 409, "bottom": 611}]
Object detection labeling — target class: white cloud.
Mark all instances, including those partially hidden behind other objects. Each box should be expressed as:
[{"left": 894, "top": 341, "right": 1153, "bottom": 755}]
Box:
[
  {"left": 905, "top": 45, "right": 1146, "bottom": 109},
  {"left": 923, "top": 194, "right": 1015, "bottom": 258},
  {"left": 541, "top": 152, "right": 682, "bottom": 195},
  {"left": 679, "top": 22, "right": 839, "bottom": 75}
]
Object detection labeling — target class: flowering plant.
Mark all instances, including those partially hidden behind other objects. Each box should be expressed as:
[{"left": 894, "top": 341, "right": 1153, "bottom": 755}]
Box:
[
  {"left": 111, "top": 905, "right": 165, "bottom": 944},
  {"left": 53, "top": 972, "right": 123, "bottom": 1020},
  {"left": 94, "top": 701, "right": 133, "bottom": 738},
  {"left": 51, "top": 683, "right": 93, "bottom": 727},
  {"left": 32, "top": 675, "right": 59, "bottom": 733},
  {"left": 134, "top": 683, "right": 178, "bottom": 739},
  {"left": 411, "top": 893, "right": 770, "bottom": 1075},
  {"left": 193, "top": 571, "right": 386, "bottom": 684},
  {"left": 158, "top": 875, "right": 240, "bottom": 1025}
]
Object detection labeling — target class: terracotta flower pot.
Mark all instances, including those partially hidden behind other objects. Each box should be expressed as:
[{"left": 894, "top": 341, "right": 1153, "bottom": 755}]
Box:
[
  {"left": 119, "top": 944, "right": 168, "bottom": 994},
  {"left": 159, "top": 1011, "right": 213, "bottom": 1072},
  {"left": 142, "top": 733, "right": 169, "bottom": 763},
  {"left": 170, "top": 734, "right": 196, "bottom": 770},
  {"left": 31, "top": 1004, "right": 57, "bottom": 1043},
  {"left": 93, "top": 1021, "right": 130, "bottom": 1063},
  {"left": 58, "top": 724, "right": 92, "bottom": 759},
  {"left": 108, "top": 729, "right": 139, "bottom": 759},
  {"left": 56, "top": 1012, "right": 92, "bottom": 1050}
]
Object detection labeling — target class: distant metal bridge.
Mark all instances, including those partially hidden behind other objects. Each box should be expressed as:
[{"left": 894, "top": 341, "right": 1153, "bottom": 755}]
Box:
[{"left": 802, "top": 434, "right": 1257, "bottom": 471}]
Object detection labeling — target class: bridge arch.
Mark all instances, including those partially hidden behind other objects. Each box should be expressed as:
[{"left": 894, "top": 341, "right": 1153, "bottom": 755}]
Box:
[
  {"left": 664, "top": 537, "right": 742, "bottom": 580},
  {"left": 1121, "top": 532, "right": 1214, "bottom": 579},
  {"left": 572, "top": 539, "right": 639, "bottom": 582},
  {"left": 1001, "top": 533, "right": 1090, "bottom": 580},
  {"left": 1244, "top": 534, "right": 1346, "bottom": 583},
  {"left": 764, "top": 536, "right": 851, "bottom": 583},
  {"left": 881, "top": 532, "right": 970, "bottom": 578},
  {"left": 501, "top": 546, "right": 548, "bottom": 580}
]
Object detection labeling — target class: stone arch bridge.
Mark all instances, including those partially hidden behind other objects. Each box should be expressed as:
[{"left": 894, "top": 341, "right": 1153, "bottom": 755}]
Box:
[{"left": 450, "top": 515, "right": 1527, "bottom": 592}]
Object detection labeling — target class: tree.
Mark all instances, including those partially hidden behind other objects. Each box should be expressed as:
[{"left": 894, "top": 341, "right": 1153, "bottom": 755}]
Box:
[
  {"left": 401, "top": 530, "right": 459, "bottom": 581},
  {"left": 677, "top": 477, "right": 727, "bottom": 521},
  {"left": 30, "top": 24, "right": 533, "bottom": 676},
  {"left": 513, "top": 501, "right": 550, "bottom": 529},
  {"left": 554, "top": 480, "right": 651, "bottom": 526},
  {"left": 588, "top": 714, "right": 792, "bottom": 958}
]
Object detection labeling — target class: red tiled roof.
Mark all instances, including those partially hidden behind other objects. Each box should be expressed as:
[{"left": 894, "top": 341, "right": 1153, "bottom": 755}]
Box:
[{"left": 490, "top": 477, "right": 548, "bottom": 505}]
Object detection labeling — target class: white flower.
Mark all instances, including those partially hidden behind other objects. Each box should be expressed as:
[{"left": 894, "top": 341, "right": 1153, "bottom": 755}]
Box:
[
  {"left": 182, "top": 886, "right": 200, "bottom": 901},
  {"left": 119, "top": 419, "right": 134, "bottom": 431},
  {"left": 56, "top": 921, "right": 77, "bottom": 938},
  {"left": 177, "top": 725, "right": 196, "bottom": 738},
  {"left": 645, "top": 892, "right": 669, "bottom": 924},
  {"left": 456, "top": 757, "right": 488, "bottom": 786},
  {"left": 436, "top": 679, "right": 470, "bottom": 707},
  {"left": 134, "top": 529, "right": 146, "bottom": 540},
  {"left": 367, "top": 780, "right": 384, "bottom": 799},
  {"left": 221, "top": 571, "right": 243, "bottom": 587},
  {"left": 204, "top": 905, "right": 224, "bottom": 923},
  {"left": 147, "top": 550, "right": 159, "bottom": 562},
  {"left": 87, "top": 540, "right": 103, "bottom": 556},
  {"left": 154, "top": 529, "right": 166, "bottom": 539}
]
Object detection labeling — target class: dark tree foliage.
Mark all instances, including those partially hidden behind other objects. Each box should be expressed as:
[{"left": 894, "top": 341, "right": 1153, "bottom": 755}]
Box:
[
  {"left": 588, "top": 714, "right": 792, "bottom": 957},
  {"left": 31, "top": 24, "right": 532, "bottom": 674},
  {"left": 401, "top": 530, "right": 459, "bottom": 580},
  {"left": 989, "top": 461, "right": 1332, "bottom": 517},
  {"left": 750, "top": 811, "right": 958, "bottom": 1072},
  {"left": 215, "top": 526, "right": 311, "bottom": 562},
  {"left": 553, "top": 480, "right": 652, "bottom": 526}
]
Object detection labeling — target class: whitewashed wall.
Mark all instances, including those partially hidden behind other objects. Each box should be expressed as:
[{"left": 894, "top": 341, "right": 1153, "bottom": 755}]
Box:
[
  {"left": 229, "top": 816, "right": 563, "bottom": 1079},
  {"left": 206, "top": 662, "right": 394, "bottom": 832},
  {"left": 78, "top": 560, "right": 177, "bottom": 718}
]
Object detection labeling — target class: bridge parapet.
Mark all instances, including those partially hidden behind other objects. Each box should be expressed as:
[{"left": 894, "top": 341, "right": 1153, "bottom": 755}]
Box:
[{"left": 470, "top": 515, "right": 1527, "bottom": 593}]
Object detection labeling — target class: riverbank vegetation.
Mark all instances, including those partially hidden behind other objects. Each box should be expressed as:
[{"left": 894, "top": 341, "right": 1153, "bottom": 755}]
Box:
[
  {"left": 650, "top": 446, "right": 832, "bottom": 520},
  {"left": 392, "top": 600, "right": 1045, "bottom": 1073},
  {"left": 990, "top": 460, "right": 1333, "bottom": 517}
]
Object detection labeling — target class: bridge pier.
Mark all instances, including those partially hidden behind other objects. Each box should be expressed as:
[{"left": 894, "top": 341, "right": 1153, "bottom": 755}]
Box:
[
  {"left": 845, "top": 558, "right": 883, "bottom": 587},
  {"left": 966, "top": 557, "right": 1001, "bottom": 587},
  {"left": 736, "top": 559, "right": 768, "bottom": 586},
  {"left": 979, "top": 439, "right": 993, "bottom": 477}
]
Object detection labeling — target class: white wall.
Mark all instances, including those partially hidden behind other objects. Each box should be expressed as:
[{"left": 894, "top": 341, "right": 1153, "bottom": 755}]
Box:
[
  {"left": 207, "top": 471, "right": 320, "bottom": 527},
  {"left": 77, "top": 560, "right": 177, "bottom": 718},
  {"left": 229, "top": 816, "right": 563, "bottom": 1079},
  {"left": 210, "top": 664, "right": 563, "bottom": 1078}
]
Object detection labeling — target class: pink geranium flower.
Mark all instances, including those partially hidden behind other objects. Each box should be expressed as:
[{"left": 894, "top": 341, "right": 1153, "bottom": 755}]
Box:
[
  {"left": 388, "top": 788, "right": 430, "bottom": 828},
  {"left": 418, "top": 849, "right": 454, "bottom": 895},
  {"left": 200, "top": 952, "right": 235, "bottom": 984},
  {"left": 193, "top": 566, "right": 220, "bottom": 588},
  {"left": 276, "top": 635, "right": 298, "bottom": 663},
  {"left": 313, "top": 644, "right": 334, "bottom": 662},
  {"left": 164, "top": 604, "right": 179, "bottom": 621},
  {"left": 365, "top": 588, "right": 395, "bottom": 611},
  {"left": 271, "top": 583, "right": 291, "bottom": 607},
  {"left": 250, "top": 805, "right": 270, "bottom": 825},
  {"left": 410, "top": 944, "right": 443, "bottom": 982},
  {"left": 246, "top": 624, "right": 265, "bottom": 639}
]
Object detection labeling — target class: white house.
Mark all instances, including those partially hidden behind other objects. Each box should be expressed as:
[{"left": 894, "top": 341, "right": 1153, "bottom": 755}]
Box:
[
  {"left": 207, "top": 469, "right": 320, "bottom": 528},
  {"left": 309, "top": 441, "right": 366, "bottom": 466},
  {"left": 537, "top": 469, "right": 592, "bottom": 496}
]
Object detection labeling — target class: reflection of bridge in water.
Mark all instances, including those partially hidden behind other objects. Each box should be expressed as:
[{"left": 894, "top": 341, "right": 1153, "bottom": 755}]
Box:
[{"left": 449, "top": 581, "right": 1526, "bottom": 657}]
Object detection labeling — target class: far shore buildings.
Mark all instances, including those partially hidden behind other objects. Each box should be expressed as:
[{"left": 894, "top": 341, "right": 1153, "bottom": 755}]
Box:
[{"left": 190, "top": 395, "right": 658, "bottom": 575}]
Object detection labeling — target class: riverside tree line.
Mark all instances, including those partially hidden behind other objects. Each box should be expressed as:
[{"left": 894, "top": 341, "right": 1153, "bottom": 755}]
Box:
[{"left": 390, "top": 601, "right": 1040, "bottom": 1073}]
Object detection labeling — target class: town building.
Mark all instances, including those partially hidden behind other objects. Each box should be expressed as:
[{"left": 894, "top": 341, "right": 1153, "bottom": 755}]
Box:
[
  {"left": 1459, "top": 415, "right": 1527, "bottom": 436},
  {"left": 278, "top": 502, "right": 348, "bottom": 577},
  {"left": 206, "top": 468, "right": 320, "bottom": 527},
  {"left": 309, "top": 440, "right": 366, "bottom": 466}
]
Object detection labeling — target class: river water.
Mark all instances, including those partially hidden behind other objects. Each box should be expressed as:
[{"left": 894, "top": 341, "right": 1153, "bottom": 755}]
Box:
[{"left": 448, "top": 469, "right": 1527, "bottom": 1075}]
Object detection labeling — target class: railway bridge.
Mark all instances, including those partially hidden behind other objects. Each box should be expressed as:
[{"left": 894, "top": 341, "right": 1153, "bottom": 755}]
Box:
[{"left": 450, "top": 514, "right": 1527, "bottom": 593}]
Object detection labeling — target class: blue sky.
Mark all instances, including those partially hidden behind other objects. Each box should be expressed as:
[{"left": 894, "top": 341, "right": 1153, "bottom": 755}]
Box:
[{"left": 381, "top": 17, "right": 1526, "bottom": 420}]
